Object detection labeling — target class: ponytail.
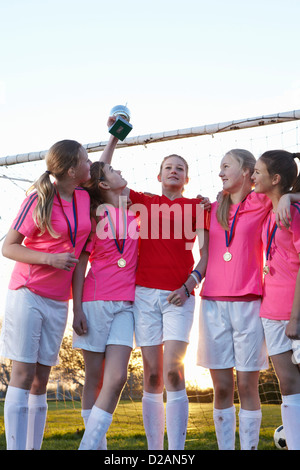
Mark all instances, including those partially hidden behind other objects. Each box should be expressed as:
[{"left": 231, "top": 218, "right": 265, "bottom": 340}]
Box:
[
  {"left": 27, "top": 171, "right": 58, "bottom": 238},
  {"left": 291, "top": 152, "right": 300, "bottom": 193},
  {"left": 26, "top": 139, "right": 82, "bottom": 238}
]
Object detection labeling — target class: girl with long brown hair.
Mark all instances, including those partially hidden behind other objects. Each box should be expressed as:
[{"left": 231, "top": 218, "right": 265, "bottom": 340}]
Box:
[{"left": 252, "top": 149, "right": 300, "bottom": 450}]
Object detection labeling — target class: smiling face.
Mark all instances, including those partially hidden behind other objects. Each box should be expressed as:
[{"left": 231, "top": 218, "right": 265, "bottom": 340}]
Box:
[
  {"left": 252, "top": 158, "right": 276, "bottom": 195},
  {"left": 157, "top": 155, "right": 189, "bottom": 191},
  {"left": 219, "top": 153, "right": 247, "bottom": 193},
  {"left": 74, "top": 146, "right": 92, "bottom": 184}
]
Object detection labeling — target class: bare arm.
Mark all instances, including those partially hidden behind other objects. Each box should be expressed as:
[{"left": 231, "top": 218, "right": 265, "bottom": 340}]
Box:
[
  {"left": 2, "top": 228, "right": 78, "bottom": 271},
  {"left": 99, "top": 116, "right": 119, "bottom": 164},
  {"left": 72, "top": 251, "right": 89, "bottom": 335},
  {"left": 99, "top": 116, "right": 130, "bottom": 198},
  {"left": 285, "top": 254, "right": 300, "bottom": 340},
  {"left": 276, "top": 193, "right": 300, "bottom": 229}
]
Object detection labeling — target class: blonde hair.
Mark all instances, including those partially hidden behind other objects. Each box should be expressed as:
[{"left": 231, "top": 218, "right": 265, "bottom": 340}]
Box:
[
  {"left": 27, "top": 139, "right": 82, "bottom": 238},
  {"left": 216, "top": 149, "right": 256, "bottom": 230}
]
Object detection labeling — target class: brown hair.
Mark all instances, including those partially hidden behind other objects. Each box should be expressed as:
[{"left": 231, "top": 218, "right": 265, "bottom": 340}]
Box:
[
  {"left": 216, "top": 149, "right": 256, "bottom": 230},
  {"left": 259, "top": 150, "right": 300, "bottom": 194},
  {"left": 27, "top": 140, "right": 82, "bottom": 237},
  {"left": 81, "top": 161, "right": 107, "bottom": 219}
]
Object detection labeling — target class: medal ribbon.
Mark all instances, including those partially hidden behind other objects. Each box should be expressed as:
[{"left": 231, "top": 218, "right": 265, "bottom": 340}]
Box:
[
  {"left": 265, "top": 217, "right": 278, "bottom": 261},
  {"left": 224, "top": 192, "right": 251, "bottom": 249},
  {"left": 55, "top": 188, "right": 78, "bottom": 248},
  {"left": 104, "top": 205, "right": 127, "bottom": 255}
]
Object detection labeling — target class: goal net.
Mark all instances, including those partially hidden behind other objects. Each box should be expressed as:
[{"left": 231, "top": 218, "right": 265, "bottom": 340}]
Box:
[{"left": 0, "top": 110, "right": 299, "bottom": 438}]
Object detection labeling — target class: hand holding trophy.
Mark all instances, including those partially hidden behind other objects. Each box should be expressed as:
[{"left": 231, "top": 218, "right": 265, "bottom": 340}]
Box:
[{"left": 108, "top": 105, "right": 133, "bottom": 141}]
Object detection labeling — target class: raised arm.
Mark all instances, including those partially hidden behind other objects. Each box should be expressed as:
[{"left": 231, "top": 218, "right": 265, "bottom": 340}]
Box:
[
  {"left": 285, "top": 255, "right": 300, "bottom": 340},
  {"left": 99, "top": 116, "right": 119, "bottom": 164}
]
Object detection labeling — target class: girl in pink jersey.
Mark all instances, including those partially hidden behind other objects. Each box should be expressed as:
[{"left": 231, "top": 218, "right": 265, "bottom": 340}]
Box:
[
  {"left": 252, "top": 149, "right": 300, "bottom": 450},
  {"left": 0, "top": 140, "right": 92, "bottom": 450},
  {"left": 72, "top": 155, "right": 139, "bottom": 450},
  {"left": 197, "top": 149, "right": 299, "bottom": 450},
  {"left": 90, "top": 127, "right": 210, "bottom": 451}
]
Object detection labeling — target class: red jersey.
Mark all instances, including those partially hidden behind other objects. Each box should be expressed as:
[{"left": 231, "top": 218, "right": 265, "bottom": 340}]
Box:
[{"left": 129, "top": 190, "right": 210, "bottom": 291}]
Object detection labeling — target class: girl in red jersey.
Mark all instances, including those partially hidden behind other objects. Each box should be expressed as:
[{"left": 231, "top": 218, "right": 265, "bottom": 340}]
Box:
[
  {"left": 94, "top": 127, "right": 210, "bottom": 450},
  {"left": 252, "top": 150, "right": 300, "bottom": 450},
  {"left": 0, "top": 140, "right": 92, "bottom": 450}
]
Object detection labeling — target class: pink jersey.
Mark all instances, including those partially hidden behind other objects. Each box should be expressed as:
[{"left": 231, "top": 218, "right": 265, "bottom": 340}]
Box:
[
  {"left": 82, "top": 208, "right": 139, "bottom": 302},
  {"left": 8, "top": 188, "right": 91, "bottom": 301},
  {"left": 201, "top": 191, "right": 271, "bottom": 300},
  {"left": 260, "top": 204, "right": 300, "bottom": 320}
]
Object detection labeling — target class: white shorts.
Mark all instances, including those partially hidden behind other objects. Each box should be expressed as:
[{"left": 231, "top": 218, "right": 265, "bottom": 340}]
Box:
[
  {"left": 133, "top": 286, "right": 195, "bottom": 347},
  {"left": 197, "top": 299, "right": 268, "bottom": 371},
  {"left": 262, "top": 317, "right": 300, "bottom": 363},
  {"left": 72, "top": 300, "right": 134, "bottom": 352},
  {"left": 0, "top": 288, "right": 68, "bottom": 366}
]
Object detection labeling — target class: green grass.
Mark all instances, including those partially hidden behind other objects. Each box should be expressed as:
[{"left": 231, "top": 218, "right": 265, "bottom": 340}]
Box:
[{"left": 0, "top": 401, "right": 283, "bottom": 451}]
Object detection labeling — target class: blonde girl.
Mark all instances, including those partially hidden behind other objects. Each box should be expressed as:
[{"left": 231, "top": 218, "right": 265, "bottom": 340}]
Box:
[
  {"left": 198, "top": 149, "right": 299, "bottom": 450},
  {"left": 0, "top": 140, "right": 92, "bottom": 450}
]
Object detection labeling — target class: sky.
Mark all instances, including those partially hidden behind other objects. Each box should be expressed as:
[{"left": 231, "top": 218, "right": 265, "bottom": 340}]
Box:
[
  {"left": 0, "top": 0, "right": 300, "bottom": 158},
  {"left": 1, "top": 0, "right": 300, "bottom": 385}
]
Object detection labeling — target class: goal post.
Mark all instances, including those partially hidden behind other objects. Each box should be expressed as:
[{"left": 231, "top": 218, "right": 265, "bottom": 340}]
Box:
[{"left": 0, "top": 109, "right": 300, "bottom": 166}]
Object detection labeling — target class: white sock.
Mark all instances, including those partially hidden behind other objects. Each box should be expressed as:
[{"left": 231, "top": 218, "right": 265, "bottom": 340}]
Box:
[
  {"left": 81, "top": 409, "right": 107, "bottom": 450},
  {"left": 281, "top": 394, "right": 300, "bottom": 450},
  {"left": 213, "top": 405, "right": 236, "bottom": 450},
  {"left": 166, "top": 389, "right": 189, "bottom": 450},
  {"left": 142, "top": 391, "right": 165, "bottom": 450},
  {"left": 79, "top": 406, "right": 112, "bottom": 450},
  {"left": 26, "top": 393, "right": 48, "bottom": 450},
  {"left": 238, "top": 408, "right": 262, "bottom": 450},
  {"left": 4, "top": 386, "right": 30, "bottom": 450}
]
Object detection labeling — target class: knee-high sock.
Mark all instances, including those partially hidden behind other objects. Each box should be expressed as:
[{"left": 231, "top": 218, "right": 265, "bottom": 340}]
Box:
[
  {"left": 4, "top": 386, "right": 30, "bottom": 450},
  {"left": 26, "top": 393, "right": 48, "bottom": 450},
  {"left": 239, "top": 408, "right": 262, "bottom": 450},
  {"left": 142, "top": 391, "right": 165, "bottom": 450},
  {"left": 79, "top": 405, "right": 112, "bottom": 450},
  {"left": 213, "top": 405, "right": 236, "bottom": 450},
  {"left": 166, "top": 389, "right": 189, "bottom": 450},
  {"left": 281, "top": 394, "right": 300, "bottom": 450},
  {"left": 81, "top": 408, "right": 107, "bottom": 450}
]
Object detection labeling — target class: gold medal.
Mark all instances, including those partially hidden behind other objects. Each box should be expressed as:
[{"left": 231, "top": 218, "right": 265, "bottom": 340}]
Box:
[
  {"left": 263, "top": 265, "right": 270, "bottom": 275},
  {"left": 223, "top": 251, "right": 232, "bottom": 262},
  {"left": 118, "top": 258, "right": 126, "bottom": 268}
]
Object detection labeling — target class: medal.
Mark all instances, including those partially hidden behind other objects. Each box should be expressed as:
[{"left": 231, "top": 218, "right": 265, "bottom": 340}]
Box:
[
  {"left": 263, "top": 265, "right": 270, "bottom": 275},
  {"left": 264, "top": 216, "right": 277, "bottom": 275},
  {"left": 223, "top": 194, "right": 249, "bottom": 262},
  {"left": 223, "top": 251, "right": 232, "bottom": 262},
  {"left": 104, "top": 205, "right": 127, "bottom": 268},
  {"left": 118, "top": 258, "right": 126, "bottom": 268}
]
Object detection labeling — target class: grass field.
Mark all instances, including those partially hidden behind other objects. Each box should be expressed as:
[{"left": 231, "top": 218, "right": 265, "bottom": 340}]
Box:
[{"left": 0, "top": 400, "right": 284, "bottom": 451}]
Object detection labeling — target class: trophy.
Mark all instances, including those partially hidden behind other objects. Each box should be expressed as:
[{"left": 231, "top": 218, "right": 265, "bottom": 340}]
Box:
[{"left": 109, "top": 105, "right": 133, "bottom": 141}]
